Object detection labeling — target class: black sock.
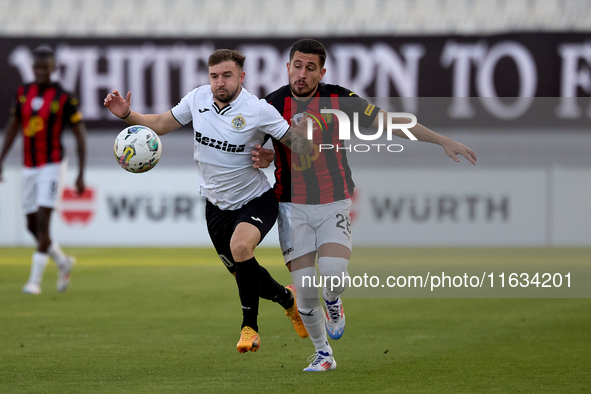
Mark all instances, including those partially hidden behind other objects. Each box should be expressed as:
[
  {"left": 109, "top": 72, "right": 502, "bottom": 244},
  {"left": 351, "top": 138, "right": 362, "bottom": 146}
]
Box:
[
  {"left": 258, "top": 266, "right": 294, "bottom": 310},
  {"left": 235, "top": 257, "right": 261, "bottom": 332}
]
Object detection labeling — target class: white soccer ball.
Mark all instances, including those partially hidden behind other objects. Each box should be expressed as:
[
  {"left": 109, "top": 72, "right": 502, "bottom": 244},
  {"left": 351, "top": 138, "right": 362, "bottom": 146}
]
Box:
[{"left": 114, "top": 125, "right": 162, "bottom": 173}]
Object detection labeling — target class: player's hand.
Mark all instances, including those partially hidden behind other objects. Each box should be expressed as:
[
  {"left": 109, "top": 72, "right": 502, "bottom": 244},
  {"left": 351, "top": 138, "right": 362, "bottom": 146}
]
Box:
[
  {"left": 291, "top": 114, "right": 311, "bottom": 139},
  {"left": 103, "top": 89, "right": 132, "bottom": 119},
  {"left": 75, "top": 174, "right": 85, "bottom": 196},
  {"left": 442, "top": 140, "right": 477, "bottom": 165},
  {"left": 252, "top": 144, "right": 274, "bottom": 169}
]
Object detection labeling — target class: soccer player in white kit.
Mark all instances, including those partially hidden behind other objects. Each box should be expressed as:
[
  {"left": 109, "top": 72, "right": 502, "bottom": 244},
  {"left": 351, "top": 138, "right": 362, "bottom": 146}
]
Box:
[{"left": 104, "top": 49, "right": 312, "bottom": 354}]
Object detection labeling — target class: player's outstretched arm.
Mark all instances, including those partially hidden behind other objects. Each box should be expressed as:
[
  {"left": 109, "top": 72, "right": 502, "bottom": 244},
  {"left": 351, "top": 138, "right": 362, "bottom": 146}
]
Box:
[
  {"left": 278, "top": 115, "right": 313, "bottom": 154},
  {"left": 373, "top": 110, "right": 477, "bottom": 165},
  {"left": 0, "top": 115, "right": 21, "bottom": 182},
  {"left": 103, "top": 89, "right": 180, "bottom": 135}
]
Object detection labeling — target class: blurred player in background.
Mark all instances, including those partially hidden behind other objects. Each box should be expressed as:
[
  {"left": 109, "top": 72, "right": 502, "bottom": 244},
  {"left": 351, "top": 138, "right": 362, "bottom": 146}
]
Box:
[
  {"left": 104, "top": 49, "right": 312, "bottom": 354},
  {"left": 0, "top": 45, "right": 86, "bottom": 295},
  {"left": 253, "top": 38, "right": 477, "bottom": 371}
]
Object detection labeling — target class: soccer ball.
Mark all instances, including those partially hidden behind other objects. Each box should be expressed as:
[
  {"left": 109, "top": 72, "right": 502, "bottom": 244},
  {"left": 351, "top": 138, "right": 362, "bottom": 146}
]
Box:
[{"left": 114, "top": 125, "right": 162, "bottom": 173}]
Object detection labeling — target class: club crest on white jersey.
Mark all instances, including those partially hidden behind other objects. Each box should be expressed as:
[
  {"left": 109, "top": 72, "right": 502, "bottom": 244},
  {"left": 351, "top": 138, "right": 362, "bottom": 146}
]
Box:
[{"left": 170, "top": 86, "right": 289, "bottom": 210}]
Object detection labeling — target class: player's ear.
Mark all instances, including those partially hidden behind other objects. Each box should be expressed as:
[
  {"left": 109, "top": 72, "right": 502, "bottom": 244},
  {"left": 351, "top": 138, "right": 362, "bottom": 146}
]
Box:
[
  {"left": 319, "top": 68, "right": 327, "bottom": 81},
  {"left": 239, "top": 71, "right": 245, "bottom": 84},
  {"left": 286, "top": 62, "right": 291, "bottom": 73}
]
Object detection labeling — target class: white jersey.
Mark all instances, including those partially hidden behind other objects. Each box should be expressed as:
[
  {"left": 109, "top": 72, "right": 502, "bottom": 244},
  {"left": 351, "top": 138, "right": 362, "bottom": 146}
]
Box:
[{"left": 171, "top": 86, "right": 289, "bottom": 210}]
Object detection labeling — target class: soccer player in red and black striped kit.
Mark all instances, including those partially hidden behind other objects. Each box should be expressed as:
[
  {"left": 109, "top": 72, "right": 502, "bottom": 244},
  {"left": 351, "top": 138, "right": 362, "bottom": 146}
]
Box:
[
  {"left": 253, "top": 38, "right": 477, "bottom": 371},
  {"left": 0, "top": 45, "right": 86, "bottom": 295}
]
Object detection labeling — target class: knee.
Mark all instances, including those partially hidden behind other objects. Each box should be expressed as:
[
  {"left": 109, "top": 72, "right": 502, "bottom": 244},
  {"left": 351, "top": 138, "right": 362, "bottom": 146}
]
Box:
[
  {"left": 230, "top": 238, "right": 255, "bottom": 262},
  {"left": 37, "top": 233, "right": 51, "bottom": 252},
  {"left": 318, "top": 257, "right": 350, "bottom": 293},
  {"left": 26, "top": 216, "right": 37, "bottom": 237},
  {"left": 27, "top": 222, "right": 37, "bottom": 237}
]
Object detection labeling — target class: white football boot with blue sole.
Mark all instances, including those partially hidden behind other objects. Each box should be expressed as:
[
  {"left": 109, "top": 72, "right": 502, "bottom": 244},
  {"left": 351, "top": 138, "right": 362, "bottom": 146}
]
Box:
[{"left": 324, "top": 296, "right": 345, "bottom": 340}]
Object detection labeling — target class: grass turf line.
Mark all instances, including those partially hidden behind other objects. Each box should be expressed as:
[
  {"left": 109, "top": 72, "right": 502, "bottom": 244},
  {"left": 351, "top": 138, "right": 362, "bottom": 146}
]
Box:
[{"left": 0, "top": 247, "right": 590, "bottom": 393}]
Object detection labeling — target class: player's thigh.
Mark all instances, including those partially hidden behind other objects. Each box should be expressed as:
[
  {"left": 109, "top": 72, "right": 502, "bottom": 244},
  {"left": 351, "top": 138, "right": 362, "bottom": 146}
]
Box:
[
  {"left": 318, "top": 242, "right": 350, "bottom": 259},
  {"left": 289, "top": 203, "right": 318, "bottom": 262},
  {"left": 314, "top": 199, "right": 352, "bottom": 258},
  {"left": 205, "top": 200, "right": 239, "bottom": 273},
  {"left": 277, "top": 202, "right": 297, "bottom": 264},
  {"left": 235, "top": 188, "right": 278, "bottom": 245},
  {"left": 205, "top": 189, "right": 278, "bottom": 272},
  {"left": 291, "top": 251, "right": 316, "bottom": 271},
  {"left": 35, "top": 207, "right": 53, "bottom": 236},
  {"left": 36, "top": 163, "right": 63, "bottom": 210},
  {"left": 229, "top": 222, "right": 261, "bottom": 259},
  {"left": 21, "top": 167, "right": 40, "bottom": 214}
]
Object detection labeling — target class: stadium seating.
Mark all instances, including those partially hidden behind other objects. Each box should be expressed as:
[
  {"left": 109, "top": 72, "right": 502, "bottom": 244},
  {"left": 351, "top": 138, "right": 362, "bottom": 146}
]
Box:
[{"left": 1, "top": 0, "right": 590, "bottom": 37}]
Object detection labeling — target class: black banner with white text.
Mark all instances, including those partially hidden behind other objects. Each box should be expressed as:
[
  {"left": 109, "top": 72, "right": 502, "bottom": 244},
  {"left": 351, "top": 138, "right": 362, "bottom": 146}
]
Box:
[{"left": 1, "top": 33, "right": 591, "bottom": 129}]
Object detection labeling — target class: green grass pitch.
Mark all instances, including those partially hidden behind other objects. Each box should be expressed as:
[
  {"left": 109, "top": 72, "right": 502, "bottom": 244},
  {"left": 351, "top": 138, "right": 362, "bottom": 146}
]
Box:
[{"left": 1, "top": 247, "right": 590, "bottom": 393}]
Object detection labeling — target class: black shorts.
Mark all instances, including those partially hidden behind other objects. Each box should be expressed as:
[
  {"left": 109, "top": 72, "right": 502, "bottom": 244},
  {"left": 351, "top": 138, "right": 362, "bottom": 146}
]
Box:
[{"left": 205, "top": 188, "right": 278, "bottom": 273}]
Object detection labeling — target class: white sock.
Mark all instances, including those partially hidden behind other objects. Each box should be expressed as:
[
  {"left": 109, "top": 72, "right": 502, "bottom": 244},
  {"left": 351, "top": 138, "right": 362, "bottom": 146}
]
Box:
[
  {"left": 318, "top": 256, "right": 349, "bottom": 302},
  {"left": 48, "top": 242, "right": 67, "bottom": 266},
  {"left": 291, "top": 266, "right": 333, "bottom": 354},
  {"left": 27, "top": 252, "right": 49, "bottom": 285}
]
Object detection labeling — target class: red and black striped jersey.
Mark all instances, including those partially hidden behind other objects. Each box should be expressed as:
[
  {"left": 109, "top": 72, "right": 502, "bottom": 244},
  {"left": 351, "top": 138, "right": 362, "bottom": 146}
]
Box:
[
  {"left": 11, "top": 82, "right": 82, "bottom": 168},
  {"left": 265, "top": 83, "right": 379, "bottom": 204}
]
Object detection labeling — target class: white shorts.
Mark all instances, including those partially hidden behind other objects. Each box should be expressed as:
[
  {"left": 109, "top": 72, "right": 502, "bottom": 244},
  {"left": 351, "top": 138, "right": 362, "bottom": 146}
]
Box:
[
  {"left": 22, "top": 161, "right": 67, "bottom": 214},
  {"left": 278, "top": 199, "right": 352, "bottom": 264}
]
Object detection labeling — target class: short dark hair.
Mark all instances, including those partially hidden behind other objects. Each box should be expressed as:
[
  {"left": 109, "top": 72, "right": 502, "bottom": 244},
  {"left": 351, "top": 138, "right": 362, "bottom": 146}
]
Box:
[
  {"left": 208, "top": 49, "right": 246, "bottom": 70},
  {"left": 289, "top": 39, "right": 326, "bottom": 67},
  {"left": 32, "top": 45, "right": 54, "bottom": 59}
]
